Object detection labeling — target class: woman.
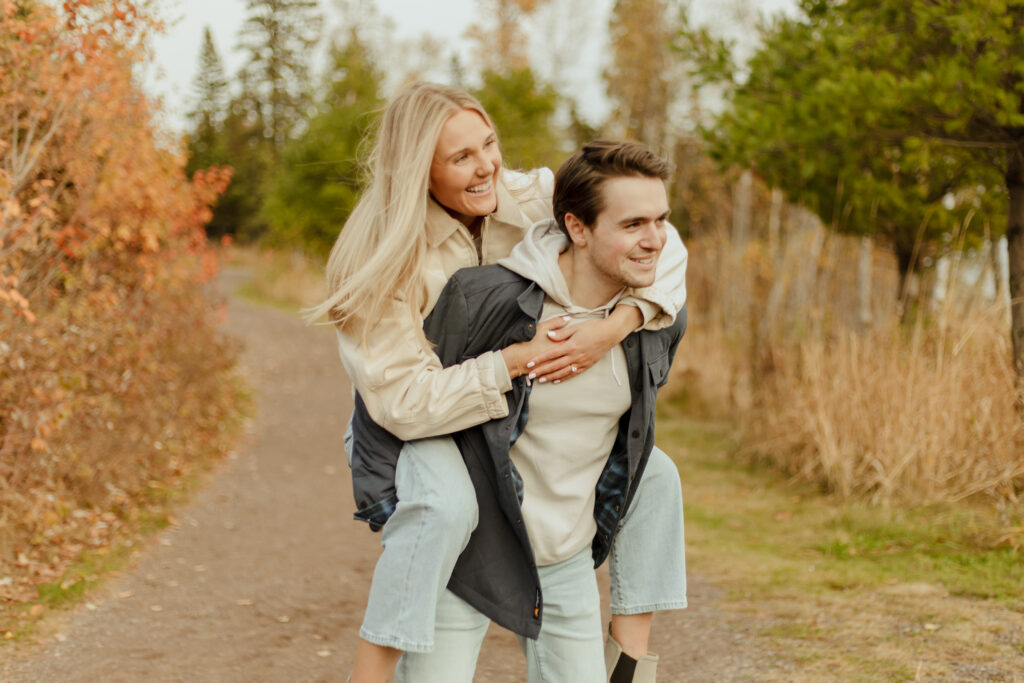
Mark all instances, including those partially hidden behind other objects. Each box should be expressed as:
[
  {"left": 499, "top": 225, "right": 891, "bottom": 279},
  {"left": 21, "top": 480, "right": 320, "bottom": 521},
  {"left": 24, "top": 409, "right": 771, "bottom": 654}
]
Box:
[{"left": 309, "top": 82, "right": 687, "bottom": 682}]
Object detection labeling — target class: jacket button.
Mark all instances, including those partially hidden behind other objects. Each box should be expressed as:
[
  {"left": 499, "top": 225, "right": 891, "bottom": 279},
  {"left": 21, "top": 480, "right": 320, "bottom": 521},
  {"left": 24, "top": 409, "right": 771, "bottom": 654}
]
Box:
[
  {"left": 614, "top": 505, "right": 620, "bottom": 512},
  {"left": 527, "top": 323, "right": 535, "bottom": 331},
  {"left": 504, "top": 472, "right": 510, "bottom": 479},
  {"left": 631, "top": 430, "right": 640, "bottom": 438},
  {"left": 516, "top": 518, "right": 522, "bottom": 525},
  {"left": 626, "top": 339, "right": 634, "bottom": 348}
]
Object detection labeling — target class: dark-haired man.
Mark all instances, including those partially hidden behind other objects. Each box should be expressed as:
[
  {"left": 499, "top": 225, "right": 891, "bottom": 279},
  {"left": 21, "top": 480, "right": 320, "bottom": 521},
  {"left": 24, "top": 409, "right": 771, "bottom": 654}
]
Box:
[{"left": 353, "top": 141, "right": 687, "bottom": 683}]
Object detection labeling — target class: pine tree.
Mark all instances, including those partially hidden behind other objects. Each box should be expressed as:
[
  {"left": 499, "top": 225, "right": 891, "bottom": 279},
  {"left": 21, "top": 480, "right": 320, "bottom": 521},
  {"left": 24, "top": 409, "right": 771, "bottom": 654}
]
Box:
[
  {"left": 707, "top": 0, "right": 1024, "bottom": 384},
  {"left": 262, "top": 29, "right": 384, "bottom": 255},
  {"left": 185, "top": 27, "right": 229, "bottom": 177},
  {"left": 236, "top": 0, "right": 323, "bottom": 154}
]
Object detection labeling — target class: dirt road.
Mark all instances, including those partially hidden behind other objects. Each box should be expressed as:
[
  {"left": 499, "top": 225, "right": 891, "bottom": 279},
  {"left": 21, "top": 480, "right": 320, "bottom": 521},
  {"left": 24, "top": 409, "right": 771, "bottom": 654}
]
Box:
[{"left": 2, "top": 279, "right": 766, "bottom": 682}]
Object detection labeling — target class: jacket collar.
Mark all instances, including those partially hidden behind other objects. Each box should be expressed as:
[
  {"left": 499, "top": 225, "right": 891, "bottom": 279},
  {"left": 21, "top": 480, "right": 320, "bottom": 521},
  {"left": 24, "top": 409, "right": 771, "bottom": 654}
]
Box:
[
  {"left": 425, "top": 175, "right": 525, "bottom": 248},
  {"left": 515, "top": 280, "right": 546, "bottom": 320}
]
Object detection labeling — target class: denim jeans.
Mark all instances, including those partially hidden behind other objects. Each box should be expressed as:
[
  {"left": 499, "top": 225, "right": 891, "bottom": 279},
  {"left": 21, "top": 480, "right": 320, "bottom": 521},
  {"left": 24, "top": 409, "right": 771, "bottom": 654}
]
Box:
[
  {"left": 609, "top": 447, "right": 688, "bottom": 615},
  {"left": 347, "top": 419, "right": 686, "bottom": 657},
  {"left": 348, "top": 431, "right": 479, "bottom": 652},
  {"left": 395, "top": 548, "right": 605, "bottom": 683}
]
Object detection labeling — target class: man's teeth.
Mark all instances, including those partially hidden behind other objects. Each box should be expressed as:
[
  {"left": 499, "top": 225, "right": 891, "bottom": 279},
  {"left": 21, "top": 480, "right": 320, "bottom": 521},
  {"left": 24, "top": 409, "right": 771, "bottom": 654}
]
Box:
[{"left": 467, "top": 181, "right": 492, "bottom": 194}]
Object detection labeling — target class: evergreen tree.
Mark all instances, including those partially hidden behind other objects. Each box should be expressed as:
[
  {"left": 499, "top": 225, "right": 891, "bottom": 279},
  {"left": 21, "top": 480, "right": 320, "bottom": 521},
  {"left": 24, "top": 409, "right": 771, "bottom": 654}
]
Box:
[
  {"left": 210, "top": 94, "right": 275, "bottom": 240},
  {"left": 236, "top": 0, "right": 323, "bottom": 154},
  {"left": 262, "top": 30, "right": 384, "bottom": 256},
  {"left": 703, "top": 0, "right": 1024, "bottom": 382},
  {"left": 185, "top": 26, "right": 229, "bottom": 177}
]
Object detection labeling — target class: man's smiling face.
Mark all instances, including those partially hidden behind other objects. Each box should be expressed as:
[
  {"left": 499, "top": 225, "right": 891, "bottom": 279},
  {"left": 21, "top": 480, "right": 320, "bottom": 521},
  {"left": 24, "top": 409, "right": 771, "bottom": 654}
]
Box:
[{"left": 579, "top": 175, "right": 670, "bottom": 291}]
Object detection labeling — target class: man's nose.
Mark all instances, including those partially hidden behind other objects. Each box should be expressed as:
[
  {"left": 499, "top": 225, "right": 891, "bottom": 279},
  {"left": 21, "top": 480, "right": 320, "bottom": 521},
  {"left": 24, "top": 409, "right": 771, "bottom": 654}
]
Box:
[{"left": 639, "top": 223, "right": 665, "bottom": 249}]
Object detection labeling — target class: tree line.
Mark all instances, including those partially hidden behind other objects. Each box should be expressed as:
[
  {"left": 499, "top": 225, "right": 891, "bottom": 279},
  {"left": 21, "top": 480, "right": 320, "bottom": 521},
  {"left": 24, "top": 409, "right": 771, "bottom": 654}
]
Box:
[{"left": 184, "top": 0, "right": 1024, "bottom": 389}]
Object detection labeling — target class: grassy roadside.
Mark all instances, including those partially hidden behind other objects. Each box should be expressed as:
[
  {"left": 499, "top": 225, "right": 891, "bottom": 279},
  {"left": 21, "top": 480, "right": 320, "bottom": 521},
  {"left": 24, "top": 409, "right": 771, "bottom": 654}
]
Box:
[{"left": 658, "top": 390, "right": 1024, "bottom": 680}]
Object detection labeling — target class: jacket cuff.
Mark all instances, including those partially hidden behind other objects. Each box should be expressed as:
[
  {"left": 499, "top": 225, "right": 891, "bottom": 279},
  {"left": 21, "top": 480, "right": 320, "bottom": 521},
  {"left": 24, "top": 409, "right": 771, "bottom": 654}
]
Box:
[{"left": 482, "top": 351, "right": 513, "bottom": 416}]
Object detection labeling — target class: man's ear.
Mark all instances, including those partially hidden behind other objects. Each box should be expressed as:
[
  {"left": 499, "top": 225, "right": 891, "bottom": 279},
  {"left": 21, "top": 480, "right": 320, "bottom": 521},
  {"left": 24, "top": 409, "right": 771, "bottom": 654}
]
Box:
[{"left": 564, "top": 213, "right": 588, "bottom": 247}]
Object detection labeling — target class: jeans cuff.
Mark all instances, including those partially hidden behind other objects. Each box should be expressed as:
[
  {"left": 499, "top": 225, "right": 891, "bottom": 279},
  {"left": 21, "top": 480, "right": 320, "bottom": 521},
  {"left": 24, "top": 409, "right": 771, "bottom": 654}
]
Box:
[
  {"left": 359, "top": 627, "right": 435, "bottom": 654},
  {"left": 609, "top": 599, "right": 688, "bottom": 615}
]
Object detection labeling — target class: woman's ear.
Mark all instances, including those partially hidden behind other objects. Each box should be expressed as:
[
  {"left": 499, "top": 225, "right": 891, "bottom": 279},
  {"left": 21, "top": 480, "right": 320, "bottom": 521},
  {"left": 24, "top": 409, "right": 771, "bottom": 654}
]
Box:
[{"left": 564, "top": 213, "right": 588, "bottom": 247}]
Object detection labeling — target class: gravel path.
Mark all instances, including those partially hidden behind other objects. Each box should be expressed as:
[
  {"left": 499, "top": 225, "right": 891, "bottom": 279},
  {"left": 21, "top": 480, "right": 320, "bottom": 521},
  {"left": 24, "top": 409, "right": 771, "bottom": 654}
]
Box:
[{"left": 2, "top": 277, "right": 767, "bottom": 682}]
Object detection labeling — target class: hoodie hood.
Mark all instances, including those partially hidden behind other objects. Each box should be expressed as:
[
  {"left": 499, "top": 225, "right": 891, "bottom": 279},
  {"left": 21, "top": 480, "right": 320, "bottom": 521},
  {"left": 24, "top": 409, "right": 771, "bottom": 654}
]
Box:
[{"left": 498, "top": 218, "right": 624, "bottom": 316}]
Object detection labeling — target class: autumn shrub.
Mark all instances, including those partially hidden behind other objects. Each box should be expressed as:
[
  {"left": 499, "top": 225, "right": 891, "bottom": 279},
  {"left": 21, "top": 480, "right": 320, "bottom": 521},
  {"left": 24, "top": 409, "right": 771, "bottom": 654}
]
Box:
[
  {"left": 680, "top": 217, "right": 1024, "bottom": 505},
  {"left": 1, "top": 1, "right": 243, "bottom": 608}
]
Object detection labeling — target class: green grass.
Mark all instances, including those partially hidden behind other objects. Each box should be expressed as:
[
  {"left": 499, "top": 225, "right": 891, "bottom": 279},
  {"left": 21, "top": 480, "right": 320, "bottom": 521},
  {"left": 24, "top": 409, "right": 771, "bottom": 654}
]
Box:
[
  {"left": 660, "top": 400, "right": 1024, "bottom": 603},
  {"left": 656, "top": 393, "right": 1024, "bottom": 677}
]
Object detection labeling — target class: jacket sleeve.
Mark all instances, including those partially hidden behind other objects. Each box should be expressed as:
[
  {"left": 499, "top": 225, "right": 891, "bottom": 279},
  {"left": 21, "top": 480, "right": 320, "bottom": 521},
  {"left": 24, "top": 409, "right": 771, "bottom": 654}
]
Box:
[
  {"left": 336, "top": 287, "right": 512, "bottom": 441},
  {"left": 618, "top": 225, "right": 688, "bottom": 331}
]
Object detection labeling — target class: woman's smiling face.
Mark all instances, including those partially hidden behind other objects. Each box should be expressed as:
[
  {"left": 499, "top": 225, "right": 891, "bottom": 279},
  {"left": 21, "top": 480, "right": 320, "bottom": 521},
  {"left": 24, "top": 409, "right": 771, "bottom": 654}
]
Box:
[{"left": 429, "top": 109, "right": 502, "bottom": 229}]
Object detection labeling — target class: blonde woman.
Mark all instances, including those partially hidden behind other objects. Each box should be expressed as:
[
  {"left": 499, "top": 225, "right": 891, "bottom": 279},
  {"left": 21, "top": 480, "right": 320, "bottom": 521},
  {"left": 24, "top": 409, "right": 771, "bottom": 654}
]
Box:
[{"left": 310, "top": 82, "right": 687, "bottom": 682}]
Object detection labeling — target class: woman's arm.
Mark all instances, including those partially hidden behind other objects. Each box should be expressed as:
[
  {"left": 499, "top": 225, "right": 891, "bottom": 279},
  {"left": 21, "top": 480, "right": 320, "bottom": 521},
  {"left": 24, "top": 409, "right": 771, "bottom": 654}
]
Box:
[
  {"left": 338, "top": 297, "right": 569, "bottom": 441},
  {"left": 527, "top": 227, "right": 688, "bottom": 382}
]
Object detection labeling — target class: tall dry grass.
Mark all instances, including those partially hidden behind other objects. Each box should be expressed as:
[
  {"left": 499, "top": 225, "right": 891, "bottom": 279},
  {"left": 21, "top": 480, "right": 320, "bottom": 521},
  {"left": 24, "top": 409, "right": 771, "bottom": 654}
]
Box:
[{"left": 678, "top": 210, "right": 1023, "bottom": 504}]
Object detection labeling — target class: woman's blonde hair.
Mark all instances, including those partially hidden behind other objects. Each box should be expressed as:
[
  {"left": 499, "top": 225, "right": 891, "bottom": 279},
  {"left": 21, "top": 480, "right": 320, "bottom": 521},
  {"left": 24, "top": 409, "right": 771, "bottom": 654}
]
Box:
[{"left": 307, "top": 82, "right": 495, "bottom": 337}]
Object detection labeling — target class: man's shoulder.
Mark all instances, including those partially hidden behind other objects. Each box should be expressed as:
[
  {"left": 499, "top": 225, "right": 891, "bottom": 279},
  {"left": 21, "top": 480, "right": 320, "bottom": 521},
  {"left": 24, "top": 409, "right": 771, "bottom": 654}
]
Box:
[
  {"left": 638, "top": 304, "right": 687, "bottom": 345},
  {"left": 448, "top": 264, "right": 534, "bottom": 300}
]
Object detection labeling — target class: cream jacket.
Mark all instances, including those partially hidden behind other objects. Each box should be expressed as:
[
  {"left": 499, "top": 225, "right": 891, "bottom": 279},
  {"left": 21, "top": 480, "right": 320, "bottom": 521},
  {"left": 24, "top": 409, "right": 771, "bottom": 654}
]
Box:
[{"left": 336, "top": 168, "right": 688, "bottom": 441}]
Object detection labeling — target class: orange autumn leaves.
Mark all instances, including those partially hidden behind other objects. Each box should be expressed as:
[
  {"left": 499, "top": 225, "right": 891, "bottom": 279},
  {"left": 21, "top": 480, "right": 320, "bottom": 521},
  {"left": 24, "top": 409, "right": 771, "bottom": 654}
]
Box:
[{"left": 1, "top": 1, "right": 242, "bottom": 615}]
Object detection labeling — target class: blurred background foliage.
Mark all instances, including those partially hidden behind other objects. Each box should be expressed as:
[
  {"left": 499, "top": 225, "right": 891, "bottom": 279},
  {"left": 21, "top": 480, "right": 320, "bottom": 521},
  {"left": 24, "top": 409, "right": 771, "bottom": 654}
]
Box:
[{"left": 178, "top": 0, "right": 1024, "bottom": 507}]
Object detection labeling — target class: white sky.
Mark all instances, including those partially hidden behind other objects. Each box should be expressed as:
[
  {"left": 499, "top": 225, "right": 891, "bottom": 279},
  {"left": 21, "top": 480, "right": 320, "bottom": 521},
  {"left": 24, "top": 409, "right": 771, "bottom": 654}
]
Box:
[{"left": 144, "top": 0, "right": 796, "bottom": 134}]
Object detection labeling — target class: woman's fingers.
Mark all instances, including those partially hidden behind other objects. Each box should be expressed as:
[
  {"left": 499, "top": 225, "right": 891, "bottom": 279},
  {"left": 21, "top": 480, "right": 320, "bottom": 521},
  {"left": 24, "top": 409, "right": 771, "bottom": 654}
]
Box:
[
  {"left": 530, "top": 358, "right": 588, "bottom": 383},
  {"left": 537, "top": 315, "right": 571, "bottom": 340}
]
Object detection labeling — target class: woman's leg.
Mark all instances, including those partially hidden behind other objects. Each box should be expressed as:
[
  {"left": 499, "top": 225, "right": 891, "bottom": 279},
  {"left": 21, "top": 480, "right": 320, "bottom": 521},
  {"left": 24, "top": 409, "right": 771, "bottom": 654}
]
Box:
[
  {"left": 352, "top": 436, "right": 479, "bottom": 679},
  {"left": 607, "top": 447, "right": 686, "bottom": 665},
  {"left": 516, "top": 548, "right": 606, "bottom": 683},
  {"left": 393, "top": 589, "right": 490, "bottom": 683}
]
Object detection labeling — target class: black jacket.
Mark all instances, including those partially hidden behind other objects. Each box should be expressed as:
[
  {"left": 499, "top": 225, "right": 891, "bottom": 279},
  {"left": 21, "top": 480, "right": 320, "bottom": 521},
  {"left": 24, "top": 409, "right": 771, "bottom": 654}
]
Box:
[{"left": 350, "top": 264, "right": 686, "bottom": 639}]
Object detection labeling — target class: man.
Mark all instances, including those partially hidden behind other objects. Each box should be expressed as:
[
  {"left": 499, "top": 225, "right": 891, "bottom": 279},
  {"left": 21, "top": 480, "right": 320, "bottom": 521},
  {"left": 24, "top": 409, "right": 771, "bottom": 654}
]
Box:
[{"left": 351, "top": 141, "right": 687, "bottom": 682}]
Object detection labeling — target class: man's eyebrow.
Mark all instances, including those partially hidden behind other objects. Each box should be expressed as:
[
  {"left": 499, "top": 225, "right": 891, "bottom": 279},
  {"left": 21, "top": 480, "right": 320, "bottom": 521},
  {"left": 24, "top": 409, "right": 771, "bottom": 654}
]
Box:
[{"left": 617, "top": 210, "right": 670, "bottom": 226}]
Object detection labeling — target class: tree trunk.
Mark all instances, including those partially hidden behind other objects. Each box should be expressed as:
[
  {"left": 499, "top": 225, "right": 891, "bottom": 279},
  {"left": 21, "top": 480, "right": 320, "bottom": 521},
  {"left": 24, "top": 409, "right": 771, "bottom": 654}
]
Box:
[
  {"left": 894, "top": 240, "right": 919, "bottom": 323},
  {"left": 1005, "top": 152, "right": 1024, "bottom": 394},
  {"left": 768, "top": 187, "right": 783, "bottom": 264},
  {"left": 858, "top": 236, "right": 873, "bottom": 330}
]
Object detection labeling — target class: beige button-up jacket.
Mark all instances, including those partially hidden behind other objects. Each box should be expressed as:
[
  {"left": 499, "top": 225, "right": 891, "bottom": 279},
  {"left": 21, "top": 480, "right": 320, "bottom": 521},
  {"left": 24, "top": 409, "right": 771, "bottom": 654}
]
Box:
[{"left": 336, "top": 168, "right": 688, "bottom": 441}]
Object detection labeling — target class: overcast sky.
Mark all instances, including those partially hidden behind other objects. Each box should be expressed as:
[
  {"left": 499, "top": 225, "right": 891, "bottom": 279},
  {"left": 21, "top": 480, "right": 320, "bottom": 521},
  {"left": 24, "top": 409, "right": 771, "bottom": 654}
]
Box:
[{"left": 144, "top": 0, "right": 795, "bottom": 134}]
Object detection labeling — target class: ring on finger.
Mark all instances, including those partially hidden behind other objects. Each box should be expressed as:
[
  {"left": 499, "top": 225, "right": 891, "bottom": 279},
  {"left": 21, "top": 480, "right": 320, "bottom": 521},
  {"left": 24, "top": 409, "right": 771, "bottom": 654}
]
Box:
[{"left": 571, "top": 365, "right": 578, "bottom": 373}]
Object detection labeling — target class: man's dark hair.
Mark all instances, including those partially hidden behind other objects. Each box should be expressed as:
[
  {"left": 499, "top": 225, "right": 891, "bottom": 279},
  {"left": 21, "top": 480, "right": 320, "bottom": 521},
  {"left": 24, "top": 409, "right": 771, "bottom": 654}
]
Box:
[{"left": 553, "top": 140, "right": 672, "bottom": 236}]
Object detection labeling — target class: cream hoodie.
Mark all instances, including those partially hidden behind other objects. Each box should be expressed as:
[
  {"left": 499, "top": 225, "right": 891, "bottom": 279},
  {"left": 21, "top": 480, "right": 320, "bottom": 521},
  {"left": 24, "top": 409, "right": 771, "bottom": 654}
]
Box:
[{"left": 498, "top": 219, "right": 632, "bottom": 566}]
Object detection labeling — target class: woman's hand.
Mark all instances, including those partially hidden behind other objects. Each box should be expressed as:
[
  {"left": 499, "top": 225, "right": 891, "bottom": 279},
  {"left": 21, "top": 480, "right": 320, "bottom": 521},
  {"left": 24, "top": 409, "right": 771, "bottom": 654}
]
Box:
[
  {"left": 510, "top": 305, "right": 644, "bottom": 384},
  {"left": 500, "top": 316, "right": 571, "bottom": 381}
]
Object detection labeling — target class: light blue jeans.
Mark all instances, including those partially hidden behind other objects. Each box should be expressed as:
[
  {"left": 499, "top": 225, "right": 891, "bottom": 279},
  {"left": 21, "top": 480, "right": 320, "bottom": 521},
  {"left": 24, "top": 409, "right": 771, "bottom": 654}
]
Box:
[
  {"left": 609, "top": 447, "right": 688, "bottom": 615},
  {"left": 347, "top": 422, "right": 686, "bottom": 658},
  {"left": 395, "top": 548, "right": 606, "bottom": 683},
  {"left": 347, "top": 431, "right": 479, "bottom": 652}
]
